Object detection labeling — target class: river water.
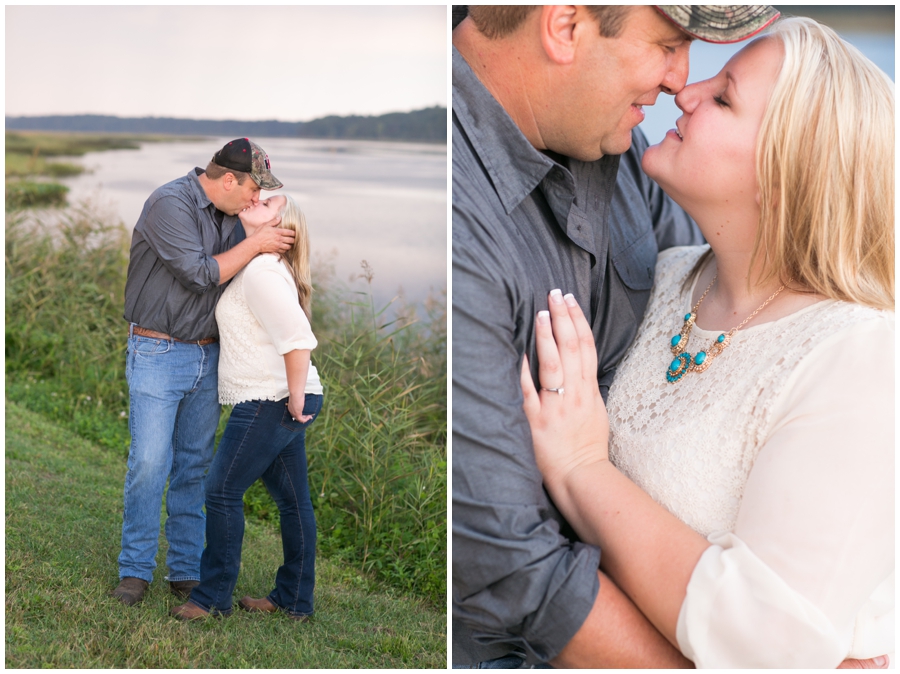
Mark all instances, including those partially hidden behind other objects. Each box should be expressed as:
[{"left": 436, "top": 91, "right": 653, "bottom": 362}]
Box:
[{"left": 58, "top": 137, "right": 447, "bottom": 308}]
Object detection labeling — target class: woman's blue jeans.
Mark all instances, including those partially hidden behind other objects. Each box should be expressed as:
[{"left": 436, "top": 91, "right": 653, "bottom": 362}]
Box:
[{"left": 189, "top": 395, "right": 323, "bottom": 618}]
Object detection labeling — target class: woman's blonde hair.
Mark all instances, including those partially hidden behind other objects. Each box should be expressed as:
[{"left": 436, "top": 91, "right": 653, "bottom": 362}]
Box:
[
  {"left": 277, "top": 195, "right": 313, "bottom": 320},
  {"left": 752, "top": 17, "right": 894, "bottom": 310}
]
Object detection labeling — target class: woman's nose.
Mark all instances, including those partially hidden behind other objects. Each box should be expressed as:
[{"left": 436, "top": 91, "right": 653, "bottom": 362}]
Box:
[{"left": 674, "top": 81, "right": 702, "bottom": 113}]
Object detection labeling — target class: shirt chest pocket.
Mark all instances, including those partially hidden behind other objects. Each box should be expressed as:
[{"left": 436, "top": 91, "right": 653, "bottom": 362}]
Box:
[
  {"left": 609, "top": 223, "right": 658, "bottom": 328},
  {"left": 607, "top": 165, "right": 659, "bottom": 292},
  {"left": 611, "top": 227, "right": 657, "bottom": 291}
]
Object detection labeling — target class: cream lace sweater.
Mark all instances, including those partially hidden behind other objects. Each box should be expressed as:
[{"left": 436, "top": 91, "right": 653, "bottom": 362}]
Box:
[
  {"left": 215, "top": 254, "right": 322, "bottom": 405},
  {"left": 607, "top": 245, "right": 894, "bottom": 668}
]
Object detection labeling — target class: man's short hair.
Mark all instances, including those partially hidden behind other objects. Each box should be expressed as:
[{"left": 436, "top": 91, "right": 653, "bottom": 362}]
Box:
[
  {"left": 468, "top": 5, "right": 632, "bottom": 40},
  {"left": 204, "top": 160, "right": 251, "bottom": 185}
]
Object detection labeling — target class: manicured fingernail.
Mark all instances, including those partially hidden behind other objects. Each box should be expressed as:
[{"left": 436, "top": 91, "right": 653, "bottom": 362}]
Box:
[
  {"left": 537, "top": 311, "right": 550, "bottom": 325},
  {"left": 874, "top": 656, "right": 888, "bottom": 668},
  {"left": 564, "top": 293, "right": 577, "bottom": 307},
  {"left": 549, "top": 289, "right": 563, "bottom": 304}
]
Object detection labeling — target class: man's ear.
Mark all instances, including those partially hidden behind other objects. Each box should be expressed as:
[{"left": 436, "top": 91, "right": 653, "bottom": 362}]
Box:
[
  {"left": 540, "top": 5, "right": 579, "bottom": 65},
  {"left": 221, "top": 172, "right": 236, "bottom": 191}
]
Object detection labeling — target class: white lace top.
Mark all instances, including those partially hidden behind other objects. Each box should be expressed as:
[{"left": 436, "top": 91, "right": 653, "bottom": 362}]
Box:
[
  {"left": 607, "top": 245, "right": 894, "bottom": 668},
  {"left": 216, "top": 254, "right": 322, "bottom": 405}
]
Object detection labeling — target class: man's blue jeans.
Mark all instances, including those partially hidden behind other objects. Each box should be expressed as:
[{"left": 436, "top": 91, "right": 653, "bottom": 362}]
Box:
[
  {"left": 189, "top": 395, "right": 322, "bottom": 618},
  {"left": 119, "top": 331, "right": 221, "bottom": 583}
]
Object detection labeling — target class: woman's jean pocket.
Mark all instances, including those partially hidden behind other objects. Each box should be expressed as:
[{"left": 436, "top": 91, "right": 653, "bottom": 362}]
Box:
[{"left": 281, "top": 393, "right": 323, "bottom": 431}]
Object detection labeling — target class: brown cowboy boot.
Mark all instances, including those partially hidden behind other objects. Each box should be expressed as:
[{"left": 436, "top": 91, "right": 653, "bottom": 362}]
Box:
[
  {"left": 110, "top": 577, "right": 149, "bottom": 606},
  {"left": 238, "top": 596, "right": 310, "bottom": 622},
  {"left": 170, "top": 601, "right": 213, "bottom": 621},
  {"left": 169, "top": 580, "right": 200, "bottom": 599}
]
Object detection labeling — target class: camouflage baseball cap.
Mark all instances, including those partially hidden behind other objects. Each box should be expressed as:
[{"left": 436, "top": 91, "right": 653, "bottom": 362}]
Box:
[
  {"left": 654, "top": 6, "right": 780, "bottom": 44},
  {"left": 212, "top": 138, "right": 283, "bottom": 190}
]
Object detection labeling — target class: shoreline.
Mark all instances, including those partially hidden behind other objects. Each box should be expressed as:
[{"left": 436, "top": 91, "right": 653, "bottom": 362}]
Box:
[{"left": 776, "top": 6, "right": 895, "bottom": 34}]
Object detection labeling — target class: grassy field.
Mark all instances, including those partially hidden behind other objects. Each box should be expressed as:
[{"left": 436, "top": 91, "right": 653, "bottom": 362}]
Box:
[{"left": 5, "top": 401, "right": 446, "bottom": 668}]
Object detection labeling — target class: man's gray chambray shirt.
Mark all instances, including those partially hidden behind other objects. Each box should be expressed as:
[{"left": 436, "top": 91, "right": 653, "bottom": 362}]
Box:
[
  {"left": 123, "top": 168, "right": 245, "bottom": 341},
  {"left": 451, "top": 47, "right": 701, "bottom": 666}
]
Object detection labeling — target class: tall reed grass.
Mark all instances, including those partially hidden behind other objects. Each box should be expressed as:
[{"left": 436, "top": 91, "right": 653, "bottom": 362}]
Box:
[
  {"left": 5, "top": 204, "right": 446, "bottom": 604},
  {"left": 305, "top": 284, "right": 446, "bottom": 600}
]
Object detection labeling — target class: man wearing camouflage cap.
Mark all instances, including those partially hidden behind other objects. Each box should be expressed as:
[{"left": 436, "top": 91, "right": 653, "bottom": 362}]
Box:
[
  {"left": 112, "top": 138, "right": 293, "bottom": 607},
  {"left": 451, "top": 5, "right": 779, "bottom": 668}
]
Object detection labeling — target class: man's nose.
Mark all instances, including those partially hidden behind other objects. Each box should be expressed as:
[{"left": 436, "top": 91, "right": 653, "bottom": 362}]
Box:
[{"left": 660, "top": 47, "right": 690, "bottom": 95}]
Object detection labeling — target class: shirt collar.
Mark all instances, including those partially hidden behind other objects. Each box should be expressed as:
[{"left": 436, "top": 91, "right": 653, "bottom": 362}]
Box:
[
  {"left": 187, "top": 167, "right": 241, "bottom": 239},
  {"left": 188, "top": 167, "right": 214, "bottom": 210},
  {"left": 453, "top": 46, "right": 558, "bottom": 215}
]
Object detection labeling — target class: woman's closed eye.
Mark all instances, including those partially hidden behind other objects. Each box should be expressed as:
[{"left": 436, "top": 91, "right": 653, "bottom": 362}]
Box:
[{"left": 713, "top": 94, "right": 729, "bottom": 107}]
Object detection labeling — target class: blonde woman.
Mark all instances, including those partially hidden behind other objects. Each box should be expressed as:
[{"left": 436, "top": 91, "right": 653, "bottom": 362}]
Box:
[
  {"left": 172, "top": 194, "right": 323, "bottom": 621},
  {"left": 522, "top": 19, "right": 893, "bottom": 667}
]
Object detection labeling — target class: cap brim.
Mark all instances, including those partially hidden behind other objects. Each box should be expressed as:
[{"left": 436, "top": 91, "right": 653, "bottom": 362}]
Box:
[
  {"left": 254, "top": 174, "right": 283, "bottom": 190},
  {"left": 654, "top": 6, "right": 780, "bottom": 44}
]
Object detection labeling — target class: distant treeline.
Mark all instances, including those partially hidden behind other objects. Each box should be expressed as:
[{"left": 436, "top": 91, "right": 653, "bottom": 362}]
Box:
[
  {"left": 5, "top": 106, "right": 447, "bottom": 144},
  {"left": 775, "top": 5, "right": 894, "bottom": 33}
]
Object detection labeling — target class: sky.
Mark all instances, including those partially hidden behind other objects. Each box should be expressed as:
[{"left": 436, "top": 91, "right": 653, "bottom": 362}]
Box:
[{"left": 6, "top": 5, "right": 447, "bottom": 122}]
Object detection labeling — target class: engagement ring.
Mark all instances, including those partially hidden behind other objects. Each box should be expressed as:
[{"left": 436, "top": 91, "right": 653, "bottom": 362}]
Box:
[{"left": 540, "top": 387, "right": 565, "bottom": 395}]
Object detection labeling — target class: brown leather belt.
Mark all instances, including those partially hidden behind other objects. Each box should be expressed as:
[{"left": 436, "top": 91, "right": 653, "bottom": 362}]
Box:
[{"left": 131, "top": 325, "right": 217, "bottom": 346}]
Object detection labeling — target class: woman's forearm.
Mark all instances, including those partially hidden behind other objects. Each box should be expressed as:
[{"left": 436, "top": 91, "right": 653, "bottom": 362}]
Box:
[
  {"left": 546, "top": 461, "right": 710, "bottom": 647},
  {"left": 284, "top": 349, "right": 311, "bottom": 399}
]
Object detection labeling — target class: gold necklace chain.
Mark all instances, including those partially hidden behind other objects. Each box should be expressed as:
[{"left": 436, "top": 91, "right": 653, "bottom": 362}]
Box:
[{"left": 666, "top": 274, "right": 789, "bottom": 383}]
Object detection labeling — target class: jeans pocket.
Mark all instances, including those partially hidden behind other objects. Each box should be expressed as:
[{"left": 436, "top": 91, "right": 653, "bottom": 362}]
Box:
[
  {"left": 131, "top": 336, "right": 172, "bottom": 358},
  {"left": 280, "top": 394, "right": 323, "bottom": 431}
]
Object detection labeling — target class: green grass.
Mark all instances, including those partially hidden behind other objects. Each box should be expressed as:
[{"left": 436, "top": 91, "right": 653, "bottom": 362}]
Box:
[
  {"left": 5, "top": 130, "right": 201, "bottom": 157},
  {"left": 6, "top": 180, "right": 70, "bottom": 209},
  {"left": 289, "top": 287, "right": 447, "bottom": 601},
  {"left": 5, "top": 401, "right": 446, "bottom": 668},
  {"left": 5, "top": 152, "right": 85, "bottom": 178},
  {"left": 6, "top": 201, "right": 446, "bottom": 604}
]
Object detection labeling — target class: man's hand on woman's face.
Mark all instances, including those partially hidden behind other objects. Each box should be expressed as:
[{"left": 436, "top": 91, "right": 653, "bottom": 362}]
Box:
[{"left": 248, "top": 215, "right": 294, "bottom": 254}]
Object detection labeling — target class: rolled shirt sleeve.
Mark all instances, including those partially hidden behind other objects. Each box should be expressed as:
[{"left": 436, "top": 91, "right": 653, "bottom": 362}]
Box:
[
  {"left": 676, "top": 316, "right": 895, "bottom": 668},
  {"left": 141, "top": 196, "right": 221, "bottom": 293},
  {"left": 242, "top": 256, "right": 317, "bottom": 355},
  {"left": 452, "top": 215, "right": 601, "bottom": 665}
]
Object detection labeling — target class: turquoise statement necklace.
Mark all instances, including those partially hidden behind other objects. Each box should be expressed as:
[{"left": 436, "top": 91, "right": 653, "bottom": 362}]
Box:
[{"left": 667, "top": 274, "right": 788, "bottom": 383}]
